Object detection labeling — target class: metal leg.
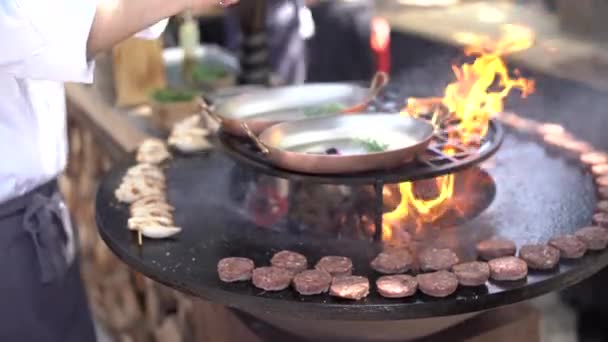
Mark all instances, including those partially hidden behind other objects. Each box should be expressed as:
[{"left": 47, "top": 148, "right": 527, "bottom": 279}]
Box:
[
  {"left": 373, "top": 180, "right": 384, "bottom": 242},
  {"left": 286, "top": 181, "right": 303, "bottom": 233}
]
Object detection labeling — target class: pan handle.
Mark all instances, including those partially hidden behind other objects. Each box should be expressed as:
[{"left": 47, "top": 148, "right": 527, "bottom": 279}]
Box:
[
  {"left": 197, "top": 98, "right": 222, "bottom": 124},
  {"left": 369, "top": 71, "right": 390, "bottom": 98},
  {"left": 240, "top": 123, "right": 271, "bottom": 155},
  {"left": 341, "top": 72, "right": 390, "bottom": 114}
]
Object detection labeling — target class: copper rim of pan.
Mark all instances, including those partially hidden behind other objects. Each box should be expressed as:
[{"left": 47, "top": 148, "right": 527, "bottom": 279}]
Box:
[
  {"left": 238, "top": 113, "right": 435, "bottom": 175},
  {"left": 201, "top": 72, "right": 390, "bottom": 136}
]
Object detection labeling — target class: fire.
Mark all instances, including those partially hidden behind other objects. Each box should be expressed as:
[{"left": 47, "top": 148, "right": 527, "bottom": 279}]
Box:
[{"left": 382, "top": 24, "right": 535, "bottom": 241}]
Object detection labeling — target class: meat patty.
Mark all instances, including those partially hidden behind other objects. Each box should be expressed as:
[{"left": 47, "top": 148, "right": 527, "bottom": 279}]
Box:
[
  {"left": 315, "top": 256, "right": 353, "bottom": 277},
  {"left": 451, "top": 261, "right": 490, "bottom": 286},
  {"left": 252, "top": 266, "right": 294, "bottom": 291},
  {"left": 417, "top": 271, "right": 459, "bottom": 298},
  {"left": 549, "top": 235, "right": 587, "bottom": 259},
  {"left": 476, "top": 238, "right": 517, "bottom": 260},
  {"left": 370, "top": 248, "right": 414, "bottom": 274},
  {"left": 488, "top": 256, "right": 528, "bottom": 281},
  {"left": 519, "top": 244, "right": 560, "bottom": 270},
  {"left": 418, "top": 248, "right": 460, "bottom": 272},
  {"left": 329, "top": 276, "right": 370, "bottom": 300},
  {"left": 592, "top": 213, "right": 608, "bottom": 228},
  {"left": 376, "top": 275, "right": 418, "bottom": 298},
  {"left": 575, "top": 226, "right": 608, "bottom": 250},
  {"left": 270, "top": 250, "right": 308, "bottom": 273},
  {"left": 293, "top": 269, "right": 332, "bottom": 295},
  {"left": 217, "top": 257, "right": 255, "bottom": 283}
]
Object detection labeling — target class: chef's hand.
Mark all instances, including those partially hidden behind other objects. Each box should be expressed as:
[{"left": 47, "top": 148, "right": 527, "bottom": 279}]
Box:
[
  {"left": 88, "top": 0, "right": 240, "bottom": 58},
  {"left": 187, "top": 0, "right": 239, "bottom": 11}
]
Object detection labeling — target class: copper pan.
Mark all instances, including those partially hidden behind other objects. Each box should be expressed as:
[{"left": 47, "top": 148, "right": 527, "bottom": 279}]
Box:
[
  {"left": 239, "top": 113, "right": 435, "bottom": 174},
  {"left": 202, "top": 72, "right": 389, "bottom": 136}
]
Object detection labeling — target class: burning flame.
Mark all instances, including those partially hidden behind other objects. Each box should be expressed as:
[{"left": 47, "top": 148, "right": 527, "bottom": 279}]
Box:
[{"left": 382, "top": 24, "right": 535, "bottom": 242}]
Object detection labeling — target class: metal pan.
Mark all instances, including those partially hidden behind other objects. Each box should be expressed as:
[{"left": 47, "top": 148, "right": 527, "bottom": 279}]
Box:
[
  {"left": 240, "top": 113, "right": 435, "bottom": 174},
  {"left": 203, "top": 72, "right": 389, "bottom": 136}
]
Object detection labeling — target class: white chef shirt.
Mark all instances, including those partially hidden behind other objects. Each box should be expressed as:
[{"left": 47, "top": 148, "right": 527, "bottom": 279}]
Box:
[{"left": 0, "top": 0, "right": 168, "bottom": 204}]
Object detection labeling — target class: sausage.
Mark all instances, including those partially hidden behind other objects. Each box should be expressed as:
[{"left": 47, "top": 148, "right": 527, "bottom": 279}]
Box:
[
  {"left": 329, "top": 276, "right": 370, "bottom": 300},
  {"left": 476, "top": 238, "right": 516, "bottom": 260},
  {"left": 270, "top": 250, "right": 308, "bottom": 274},
  {"left": 599, "top": 187, "right": 608, "bottom": 200},
  {"left": 561, "top": 140, "right": 593, "bottom": 155},
  {"left": 293, "top": 269, "right": 332, "bottom": 295},
  {"left": 592, "top": 163, "right": 608, "bottom": 177},
  {"left": 217, "top": 257, "right": 255, "bottom": 283},
  {"left": 581, "top": 151, "right": 608, "bottom": 166},
  {"left": 592, "top": 213, "right": 608, "bottom": 228},
  {"left": 488, "top": 256, "right": 528, "bottom": 281},
  {"left": 518, "top": 244, "right": 560, "bottom": 270},
  {"left": 575, "top": 226, "right": 608, "bottom": 250},
  {"left": 315, "top": 256, "right": 353, "bottom": 277},
  {"left": 417, "top": 271, "right": 459, "bottom": 298},
  {"left": 376, "top": 275, "right": 418, "bottom": 298},
  {"left": 549, "top": 235, "right": 587, "bottom": 259},
  {"left": 418, "top": 248, "right": 460, "bottom": 272},
  {"left": 252, "top": 266, "right": 294, "bottom": 291},
  {"left": 596, "top": 176, "right": 608, "bottom": 188},
  {"left": 597, "top": 201, "right": 608, "bottom": 213},
  {"left": 370, "top": 248, "right": 414, "bottom": 274},
  {"left": 537, "top": 123, "right": 565, "bottom": 136},
  {"left": 451, "top": 261, "right": 490, "bottom": 286}
]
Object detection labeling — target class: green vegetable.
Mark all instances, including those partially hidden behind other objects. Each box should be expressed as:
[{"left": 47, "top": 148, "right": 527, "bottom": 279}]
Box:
[
  {"left": 356, "top": 138, "right": 389, "bottom": 153},
  {"left": 191, "top": 63, "right": 229, "bottom": 83},
  {"left": 303, "top": 103, "right": 345, "bottom": 117},
  {"left": 151, "top": 88, "right": 197, "bottom": 103}
]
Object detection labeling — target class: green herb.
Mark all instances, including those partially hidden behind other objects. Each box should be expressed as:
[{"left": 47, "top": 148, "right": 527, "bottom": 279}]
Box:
[
  {"left": 151, "top": 88, "right": 197, "bottom": 103},
  {"left": 303, "top": 103, "right": 345, "bottom": 117},
  {"left": 191, "top": 63, "right": 229, "bottom": 83},
  {"left": 356, "top": 138, "right": 389, "bottom": 153}
]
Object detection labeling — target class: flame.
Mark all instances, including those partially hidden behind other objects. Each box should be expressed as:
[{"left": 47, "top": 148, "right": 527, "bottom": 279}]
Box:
[{"left": 382, "top": 24, "right": 535, "bottom": 242}]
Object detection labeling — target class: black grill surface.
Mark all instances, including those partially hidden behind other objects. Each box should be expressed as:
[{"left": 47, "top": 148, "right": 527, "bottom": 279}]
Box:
[{"left": 95, "top": 130, "right": 606, "bottom": 320}]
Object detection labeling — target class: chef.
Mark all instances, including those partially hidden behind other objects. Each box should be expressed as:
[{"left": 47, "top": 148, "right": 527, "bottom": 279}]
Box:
[{"left": 0, "top": 0, "right": 237, "bottom": 340}]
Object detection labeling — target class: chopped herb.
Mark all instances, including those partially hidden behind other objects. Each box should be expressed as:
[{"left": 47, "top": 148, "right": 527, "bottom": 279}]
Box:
[
  {"left": 191, "top": 63, "right": 229, "bottom": 83},
  {"left": 303, "top": 103, "right": 345, "bottom": 117},
  {"left": 356, "top": 138, "right": 389, "bottom": 153},
  {"left": 151, "top": 88, "right": 197, "bottom": 103}
]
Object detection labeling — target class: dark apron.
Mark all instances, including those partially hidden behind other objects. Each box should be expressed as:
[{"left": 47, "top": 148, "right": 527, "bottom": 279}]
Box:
[{"left": 0, "top": 181, "right": 96, "bottom": 342}]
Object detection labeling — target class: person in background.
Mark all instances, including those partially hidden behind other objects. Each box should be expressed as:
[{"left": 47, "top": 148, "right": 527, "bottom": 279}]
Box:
[
  {"left": 265, "top": 0, "right": 312, "bottom": 85},
  {"left": 0, "top": 0, "right": 238, "bottom": 341},
  {"left": 167, "top": 0, "right": 312, "bottom": 85}
]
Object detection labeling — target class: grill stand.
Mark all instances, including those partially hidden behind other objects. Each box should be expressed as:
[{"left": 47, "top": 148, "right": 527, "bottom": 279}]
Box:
[
  {"left": 218, "top": 120, "right": 504, "bottom": 241},
  {"left": 374, "top": 180, "right": 384, "bottom": 241}
]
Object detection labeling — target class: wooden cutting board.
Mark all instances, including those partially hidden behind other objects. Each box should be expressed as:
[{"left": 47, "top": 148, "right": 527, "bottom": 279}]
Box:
[{"left": 112, "top": 37, "right": 167, "bottom": 107}]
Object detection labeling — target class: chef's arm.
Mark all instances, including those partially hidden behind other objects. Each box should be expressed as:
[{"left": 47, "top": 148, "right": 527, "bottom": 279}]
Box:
[
  {"left": 0, "top": 0, "right": 233, "bottom": 83},
  {"left": 86, "top": 0, "right": 186, "bottom": 58}
]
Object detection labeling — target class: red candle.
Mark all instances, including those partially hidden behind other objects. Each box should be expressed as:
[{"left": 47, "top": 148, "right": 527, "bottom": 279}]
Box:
[{"left": 371, "top": 17, "right": 391, "bottom": 74}]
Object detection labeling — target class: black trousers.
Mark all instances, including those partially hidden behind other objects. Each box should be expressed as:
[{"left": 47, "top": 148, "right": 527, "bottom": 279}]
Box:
[{"left": 0, "top": 181, "right": 96, "bottom": 342}]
